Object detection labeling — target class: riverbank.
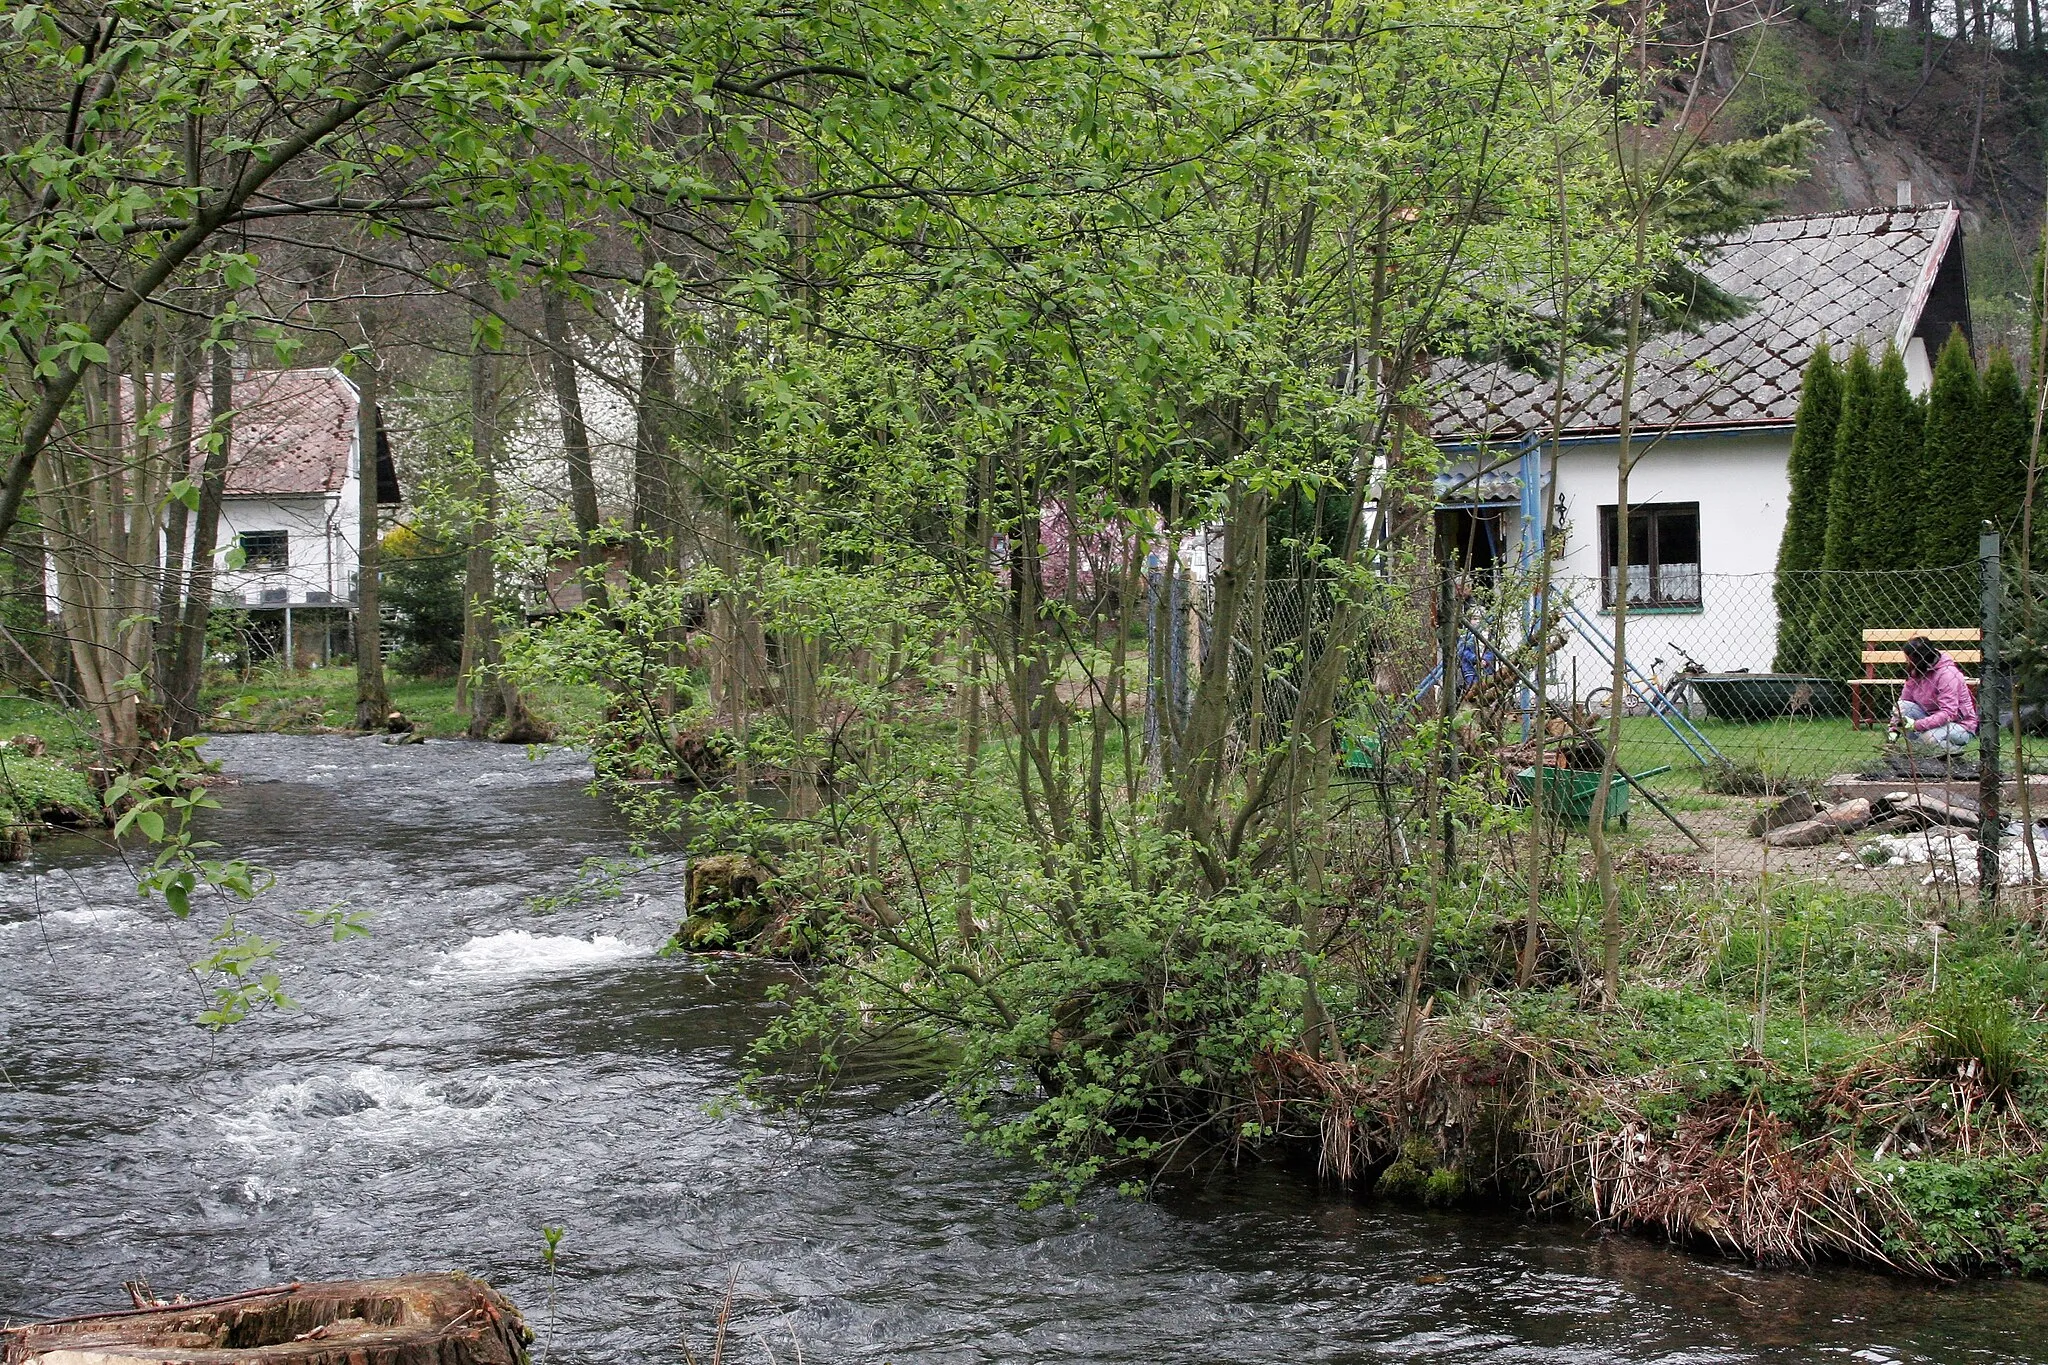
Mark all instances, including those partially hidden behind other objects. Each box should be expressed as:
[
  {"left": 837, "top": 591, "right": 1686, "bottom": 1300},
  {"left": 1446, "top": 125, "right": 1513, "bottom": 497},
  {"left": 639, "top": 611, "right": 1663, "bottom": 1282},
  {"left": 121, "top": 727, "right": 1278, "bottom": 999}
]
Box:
[
  {"left": 0, "top": 696, "right": 105, "bottom": 850},
  {"left": 1124, "top": 814, "right": 2047, "bottom": 1278},
  {"left": 1294, "top": 957, "right": 2048, "bottom": 1277},
  {"left": 200, "top": 669, "right": 601, "bottom": 739},
  {"left": 12, "top": 732, "right": 2048, "bottom": 1363}
]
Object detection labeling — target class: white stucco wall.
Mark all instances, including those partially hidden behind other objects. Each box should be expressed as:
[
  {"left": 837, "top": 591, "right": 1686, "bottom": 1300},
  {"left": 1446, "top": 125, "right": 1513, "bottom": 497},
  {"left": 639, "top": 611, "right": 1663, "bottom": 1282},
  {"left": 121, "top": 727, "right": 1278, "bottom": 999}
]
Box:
[
  {"left": 1544, "top": 428, "right": 1793, "bottom": 697},
  {"left": 213, "top": 492, "right": 356, "bottom": 607},
  {"left": 211, "top": 416, "right": 365, "bottom": 609}
]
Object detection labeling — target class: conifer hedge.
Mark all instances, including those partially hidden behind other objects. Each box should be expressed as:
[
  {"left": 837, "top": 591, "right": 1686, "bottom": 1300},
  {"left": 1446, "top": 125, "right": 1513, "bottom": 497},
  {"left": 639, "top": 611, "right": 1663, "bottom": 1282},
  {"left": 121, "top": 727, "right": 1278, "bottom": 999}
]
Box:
[
  {"left": 1772, "top": 341, "right": 1841, "bottom": 673},
  {"left": 1773, "top": 332, "right": 2034, "bottom": 675}
]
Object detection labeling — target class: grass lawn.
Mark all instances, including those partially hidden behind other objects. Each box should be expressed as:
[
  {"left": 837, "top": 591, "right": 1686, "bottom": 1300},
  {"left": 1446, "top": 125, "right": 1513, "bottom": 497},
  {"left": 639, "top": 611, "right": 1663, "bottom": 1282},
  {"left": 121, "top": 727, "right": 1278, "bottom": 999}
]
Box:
[
  {"left": 1609, "top": 714, "right": 1883, "bottom": 791},
  {"left": 1609, "top": 711, "right": 2048, "bottom": 798},
  {"left": 203, "top": 665, "right": 602, "bottom": 739}
]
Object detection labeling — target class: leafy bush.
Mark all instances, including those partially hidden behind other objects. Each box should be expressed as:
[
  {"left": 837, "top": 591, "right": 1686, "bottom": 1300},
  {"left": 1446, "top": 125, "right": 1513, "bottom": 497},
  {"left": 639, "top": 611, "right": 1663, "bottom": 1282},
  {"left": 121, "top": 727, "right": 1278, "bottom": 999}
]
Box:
[{"left": 1876, "top": 1154, "right": 2048, "bottom": 1274}]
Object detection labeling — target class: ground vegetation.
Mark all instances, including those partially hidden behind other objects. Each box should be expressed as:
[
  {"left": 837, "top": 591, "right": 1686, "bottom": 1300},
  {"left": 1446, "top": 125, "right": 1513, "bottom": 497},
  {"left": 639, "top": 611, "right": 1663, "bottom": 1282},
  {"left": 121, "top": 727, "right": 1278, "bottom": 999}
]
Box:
[{"left": 8, "top": 0, "right": 2048, "bottom": 1279}]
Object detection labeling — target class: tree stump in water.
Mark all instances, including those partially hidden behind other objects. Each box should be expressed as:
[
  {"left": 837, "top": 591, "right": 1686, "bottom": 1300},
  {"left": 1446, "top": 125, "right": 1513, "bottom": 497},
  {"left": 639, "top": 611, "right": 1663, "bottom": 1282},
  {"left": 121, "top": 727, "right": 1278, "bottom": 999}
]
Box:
[
  {"left": 680, "top": 853, "right": 814, "bottom": 957},
  {"left": 497, "top": 715, "right": 555, "bottom": 746},
  {"left": 1, "top": 1273, "right": 530, "bottom": 1365}
]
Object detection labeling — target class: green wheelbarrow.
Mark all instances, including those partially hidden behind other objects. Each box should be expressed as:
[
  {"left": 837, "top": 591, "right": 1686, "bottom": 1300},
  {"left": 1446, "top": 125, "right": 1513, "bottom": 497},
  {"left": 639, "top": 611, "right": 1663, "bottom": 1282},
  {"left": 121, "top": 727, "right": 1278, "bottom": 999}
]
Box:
[
  {"left": 1340, "top": 731, "right": 1383, "bottom": 772},
  {"left": 1513, "top": 763, "right": 1671, "bottom": 829}
]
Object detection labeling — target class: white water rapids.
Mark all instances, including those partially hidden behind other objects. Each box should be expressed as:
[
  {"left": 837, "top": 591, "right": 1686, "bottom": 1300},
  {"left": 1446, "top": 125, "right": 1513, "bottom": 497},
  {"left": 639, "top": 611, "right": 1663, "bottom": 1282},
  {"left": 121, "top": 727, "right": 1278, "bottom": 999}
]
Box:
[{"left": 5, "top": 733, "right": 2047, "bottom": 1362}]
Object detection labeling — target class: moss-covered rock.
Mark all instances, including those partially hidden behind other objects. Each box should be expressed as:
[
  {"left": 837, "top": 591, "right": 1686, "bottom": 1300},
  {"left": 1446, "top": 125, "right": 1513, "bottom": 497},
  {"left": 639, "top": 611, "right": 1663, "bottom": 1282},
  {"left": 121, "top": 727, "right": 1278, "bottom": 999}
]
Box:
[
  {"left": 0, "top": 751, "right": 100, "bottom": 827},
  {"left": 677, "top": 854, "right": 814, "bottom": 958},
  {"left": 1374, "top": 1136, "right": 1465, "bottom": 1205}
]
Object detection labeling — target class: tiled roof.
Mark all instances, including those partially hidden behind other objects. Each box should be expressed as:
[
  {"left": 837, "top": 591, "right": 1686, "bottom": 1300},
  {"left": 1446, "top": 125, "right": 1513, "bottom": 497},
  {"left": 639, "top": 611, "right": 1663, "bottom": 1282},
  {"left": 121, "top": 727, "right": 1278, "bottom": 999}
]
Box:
[
  {"left": 1431, "top": 205, "right": 1962, "bottom": 443},
  {"left": 123, "top": 367, "right": 357, "bottom": 496},
  {"left": 215, "top": 368, "right": 358, "bottom": 496}
]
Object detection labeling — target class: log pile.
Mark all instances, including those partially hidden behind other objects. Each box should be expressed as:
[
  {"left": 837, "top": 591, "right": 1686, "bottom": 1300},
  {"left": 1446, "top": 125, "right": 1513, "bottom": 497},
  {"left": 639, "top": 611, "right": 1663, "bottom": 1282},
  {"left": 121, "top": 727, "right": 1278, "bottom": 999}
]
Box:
[
  {"left": 1756, "top": 789, "right": 1982, "bottom": 849},
  {"left": 2, "top": 1274, "right": 530, "bottom": 1365}
]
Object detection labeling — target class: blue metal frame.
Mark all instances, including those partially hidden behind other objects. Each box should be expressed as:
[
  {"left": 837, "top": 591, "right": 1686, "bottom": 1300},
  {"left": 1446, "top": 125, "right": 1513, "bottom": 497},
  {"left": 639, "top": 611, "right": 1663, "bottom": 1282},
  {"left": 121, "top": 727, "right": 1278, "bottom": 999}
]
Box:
[
  {"left": 1514, "top": 436, "right": 1546, "bottom": 738},
  {"left": 1376, "top": 434, "right": 1732, "bottom": 767},
  {"left": 1562, "top": 600, "right": 1725, "bottom": 765}
]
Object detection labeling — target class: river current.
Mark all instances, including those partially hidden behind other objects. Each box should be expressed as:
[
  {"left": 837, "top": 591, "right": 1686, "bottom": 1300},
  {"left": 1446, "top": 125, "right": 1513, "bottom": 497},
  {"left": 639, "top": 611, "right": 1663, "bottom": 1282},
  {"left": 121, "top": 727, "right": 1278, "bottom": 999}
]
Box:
[{"left": 6, "top": 733, "right": 2048, "bottom": 1362}]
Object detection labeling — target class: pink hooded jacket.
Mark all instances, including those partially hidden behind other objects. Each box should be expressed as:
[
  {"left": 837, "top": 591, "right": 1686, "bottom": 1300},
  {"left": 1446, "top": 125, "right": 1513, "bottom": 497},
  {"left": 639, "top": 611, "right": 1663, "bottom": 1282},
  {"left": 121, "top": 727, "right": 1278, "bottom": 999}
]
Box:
[{"left": 1901, "top": 652, "right": 1978, "bottom": 734}]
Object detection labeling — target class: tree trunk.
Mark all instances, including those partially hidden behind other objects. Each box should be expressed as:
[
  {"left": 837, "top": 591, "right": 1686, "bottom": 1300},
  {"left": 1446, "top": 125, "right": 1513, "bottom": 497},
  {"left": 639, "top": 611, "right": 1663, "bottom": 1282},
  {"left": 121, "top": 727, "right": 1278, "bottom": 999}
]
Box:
[
  {"left": 1590, "top": 203, "right": 1654, "bottom": 1011},
  {"left": 630, "top": 249, "right": 677, "bottom": 583},
  {"left": 1964, "top": 76, "right": 1988, "bottom": 193},
  {"left": 153, "top": 320, "right": 199, "bottom": 691},
  {"left": 38, "top": 314, "right": 185, "bottom": 765},
  {"left": 1523, "top": 149, "right": 1576, "bottom": 987},
  {"left": 165, "top": 323, "right": 236, "bottom": 739},
  {"left": 353, "top": 312, "right": 390, "bottom": 731},
  {"left": 465, "top": 340, "right": 506, "bottom": 739},
  {"left": 543, "top": 285, "right": 605, "bottom": 606}
]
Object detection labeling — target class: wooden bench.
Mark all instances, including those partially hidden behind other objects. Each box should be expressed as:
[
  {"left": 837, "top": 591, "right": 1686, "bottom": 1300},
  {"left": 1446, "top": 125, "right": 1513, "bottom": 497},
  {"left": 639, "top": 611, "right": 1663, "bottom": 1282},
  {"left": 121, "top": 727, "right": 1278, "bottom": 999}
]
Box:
[{"left": 1847, "top": 627, "right": 1980, "bottom": 729}]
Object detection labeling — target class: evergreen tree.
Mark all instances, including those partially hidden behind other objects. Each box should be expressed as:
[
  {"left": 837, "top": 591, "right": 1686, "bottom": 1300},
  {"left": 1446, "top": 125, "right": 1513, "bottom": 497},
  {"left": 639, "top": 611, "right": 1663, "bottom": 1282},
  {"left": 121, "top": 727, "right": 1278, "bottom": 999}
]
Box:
[
  {"left": 1862, "top": 344, "right": 1925, "bottom": 567},
  {"left": 1809, "top": 344, "right": 1878, "bottom": 678},
  {"left": 1772, "top": 341, "right": 1841, "bottom": 672},
  {"left": 1916, "top": 327, "right": 1981, "bottom": 571},
  {"left": 1979, "top": 345, "right": 2031, "bottom": 538},
  {"left": 1819, "top": 344, "right": 1878, "bottom": 570}
]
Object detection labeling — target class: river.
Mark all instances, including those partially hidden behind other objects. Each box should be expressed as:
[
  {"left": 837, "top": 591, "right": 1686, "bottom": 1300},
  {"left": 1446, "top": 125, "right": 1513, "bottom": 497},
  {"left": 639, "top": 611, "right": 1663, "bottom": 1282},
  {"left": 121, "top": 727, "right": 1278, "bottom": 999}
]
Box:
[{"left": 5, "top": 733, "right": 2048, "bottom": 1363}]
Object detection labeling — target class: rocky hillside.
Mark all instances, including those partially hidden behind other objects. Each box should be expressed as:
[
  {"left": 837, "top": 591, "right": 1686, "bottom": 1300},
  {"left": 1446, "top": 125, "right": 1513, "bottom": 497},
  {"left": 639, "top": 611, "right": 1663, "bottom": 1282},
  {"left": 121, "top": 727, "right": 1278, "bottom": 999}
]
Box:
[{"left": 1728, "top": 8, "right": 2047, "bottom": 356}]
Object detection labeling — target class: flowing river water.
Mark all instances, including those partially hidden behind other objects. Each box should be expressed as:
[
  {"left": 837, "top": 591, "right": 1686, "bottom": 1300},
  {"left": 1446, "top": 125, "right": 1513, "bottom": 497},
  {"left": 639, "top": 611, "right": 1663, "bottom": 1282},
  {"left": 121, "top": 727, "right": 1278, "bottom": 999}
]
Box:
[{"left": 7, "top": 733, "right": 2048, "bottom": 1362}]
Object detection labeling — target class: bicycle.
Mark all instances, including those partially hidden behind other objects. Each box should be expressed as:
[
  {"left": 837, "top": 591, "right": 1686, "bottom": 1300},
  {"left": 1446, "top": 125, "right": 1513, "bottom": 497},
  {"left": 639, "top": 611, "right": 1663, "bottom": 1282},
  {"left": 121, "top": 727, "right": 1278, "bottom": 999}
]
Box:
[{"left": 1582, "top": 642, "right": 1708, "bottom": 720}]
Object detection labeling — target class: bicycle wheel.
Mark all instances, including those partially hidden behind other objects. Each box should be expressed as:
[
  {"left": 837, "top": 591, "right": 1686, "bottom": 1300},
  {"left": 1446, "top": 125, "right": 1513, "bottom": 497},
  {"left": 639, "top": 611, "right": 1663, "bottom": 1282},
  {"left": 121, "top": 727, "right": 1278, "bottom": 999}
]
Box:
[{"left": 1582, "top": 686, "right": 1615, "bottom": 717}]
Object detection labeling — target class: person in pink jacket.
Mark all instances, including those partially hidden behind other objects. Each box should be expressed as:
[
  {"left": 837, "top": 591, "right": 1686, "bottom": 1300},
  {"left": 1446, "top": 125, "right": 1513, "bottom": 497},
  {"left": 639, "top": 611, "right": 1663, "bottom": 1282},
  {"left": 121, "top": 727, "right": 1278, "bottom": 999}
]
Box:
[{"left": 1891, "top": 635, "right": 1978, "bottom": 757}]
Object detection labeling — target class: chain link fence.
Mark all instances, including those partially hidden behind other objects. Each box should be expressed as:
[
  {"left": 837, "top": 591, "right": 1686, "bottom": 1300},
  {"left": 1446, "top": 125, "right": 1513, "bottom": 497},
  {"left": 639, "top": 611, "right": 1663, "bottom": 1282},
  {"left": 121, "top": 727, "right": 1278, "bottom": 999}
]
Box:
[
  {"left": 1538, "top": 564, "right": 1988, "bottom": 785},
  {"left": 1150, "top": 560, "right": 2010, "bottom": 791}
]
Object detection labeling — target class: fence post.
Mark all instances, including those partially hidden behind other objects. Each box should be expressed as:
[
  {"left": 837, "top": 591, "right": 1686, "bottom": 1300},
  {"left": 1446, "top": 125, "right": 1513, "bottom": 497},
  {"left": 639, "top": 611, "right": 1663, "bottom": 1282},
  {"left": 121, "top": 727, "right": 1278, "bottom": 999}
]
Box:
[
  {"left": 1439, "top": 564, "right": 1459, "bottom": 868},
  {"left": 1980, "top": 526, "right": 2003, "bottom": 906}
]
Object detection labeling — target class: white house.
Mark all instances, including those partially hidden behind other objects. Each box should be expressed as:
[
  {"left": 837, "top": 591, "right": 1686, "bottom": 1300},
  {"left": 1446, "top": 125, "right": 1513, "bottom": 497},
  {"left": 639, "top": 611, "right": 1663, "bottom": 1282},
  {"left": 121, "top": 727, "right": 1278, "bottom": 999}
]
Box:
[
  {"left": 204, "top": 368, "right": 387, "bottom": 595},
  {"left": 75, "top": 366, "right": 400, "bottom": 665},
  {"left": 1430, "top": 202, "right": 1971, "bottom": 693},
  {"left": 204, "top": 367, "right": 400, "bottom": 664}
]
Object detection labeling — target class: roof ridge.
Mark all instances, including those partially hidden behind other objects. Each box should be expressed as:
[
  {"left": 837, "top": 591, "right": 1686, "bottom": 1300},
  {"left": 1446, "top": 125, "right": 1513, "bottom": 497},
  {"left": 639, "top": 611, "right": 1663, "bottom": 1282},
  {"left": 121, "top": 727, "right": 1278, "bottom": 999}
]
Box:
[{"left": 1749, "top": 202, "right": 1955, "bottom": 228}]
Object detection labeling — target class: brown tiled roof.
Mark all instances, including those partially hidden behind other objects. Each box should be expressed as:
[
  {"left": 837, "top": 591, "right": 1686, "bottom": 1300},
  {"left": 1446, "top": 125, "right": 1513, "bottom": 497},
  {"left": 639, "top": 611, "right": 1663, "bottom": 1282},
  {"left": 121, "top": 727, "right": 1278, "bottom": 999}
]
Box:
[
  {"left": 215, "top": 368, "right": 358, "bottom": 496},
  {"left": 128, "top": 367, "right": 357, "bottom": 496},
  {"left": 1431, "top": 205, "right": 1962, "bottom": 443}
]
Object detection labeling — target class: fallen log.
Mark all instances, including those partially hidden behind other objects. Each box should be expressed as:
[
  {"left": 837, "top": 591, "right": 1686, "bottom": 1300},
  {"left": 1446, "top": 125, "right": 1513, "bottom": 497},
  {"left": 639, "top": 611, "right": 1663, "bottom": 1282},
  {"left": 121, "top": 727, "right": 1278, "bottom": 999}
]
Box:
[
  {"left": 1876, "top": 791, "right": 1980, "bottom": 830},
  {"left": 1, "top": 1273, "right": 530, "bottom": 1365},
  {"left": 1747, "top": 791, "right": 1817, "bottom": 838},
  {"left": 1765, "top": 799, "right": 1875, "bottom": 848},
  {"left": 1764, "top": 816, "right": 1840, "bottom": 848}
]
